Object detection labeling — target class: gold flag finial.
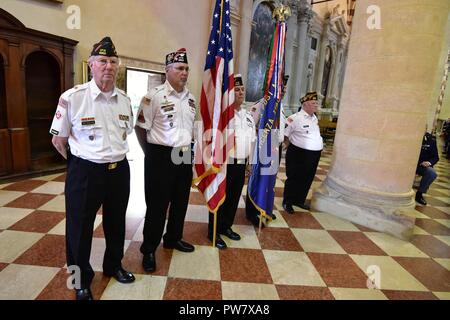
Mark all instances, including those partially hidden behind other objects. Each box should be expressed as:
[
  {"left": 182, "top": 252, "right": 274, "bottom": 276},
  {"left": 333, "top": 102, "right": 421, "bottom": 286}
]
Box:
[{"left": 273, "top": 4, "right": 292, "bottom": 22}]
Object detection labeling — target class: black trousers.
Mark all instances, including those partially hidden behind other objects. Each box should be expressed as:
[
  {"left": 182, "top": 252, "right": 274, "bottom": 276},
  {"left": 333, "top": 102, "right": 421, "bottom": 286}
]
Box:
[
  {"left": 283, "top": 144, "right": 321, "bottom": 206},
  {"left": 140, "top": 143, "right": 193, "bottom": 254},
  {"left": 65, "top": 153, "right": 130, "bottom": 289},
  {"left": 208, "top": 162, "right": 246, "bottom": 235}
]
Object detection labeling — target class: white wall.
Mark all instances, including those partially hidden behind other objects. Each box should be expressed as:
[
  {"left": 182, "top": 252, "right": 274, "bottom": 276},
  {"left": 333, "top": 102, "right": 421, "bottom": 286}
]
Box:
[{"left": 1, "top": 0, "right": 213, "bottom": 99}]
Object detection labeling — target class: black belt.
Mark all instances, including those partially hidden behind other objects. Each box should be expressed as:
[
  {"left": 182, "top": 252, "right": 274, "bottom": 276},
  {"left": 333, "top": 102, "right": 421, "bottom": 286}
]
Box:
[
  {"left": 147, "top": 143, "right": 190, "bottom": 153},
  {"left": 229, "top": 158, "right": 247, "bottom": 165},
  {"left": 69, "top": 153, "right": 125, "bottom": 171}
]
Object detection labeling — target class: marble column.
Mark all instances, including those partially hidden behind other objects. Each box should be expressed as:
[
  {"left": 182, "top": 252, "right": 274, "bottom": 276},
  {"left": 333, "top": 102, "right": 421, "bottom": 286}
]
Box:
[
  {"left": 237, "top": 0, "right": 253, "bottom": 88},
  {"left": 283, "top": 9, "right": 297, "bottom": 109},
  {"left": 314, "top": 21, "right": 330, "bottom": 103},
  {"left": 289, "top": 0, "right": 312, "bottom": 109},
  {"left": 311, "top": 0, "right": 450, "bottom": 240},
  {"left": 299, "top": 30, "right": 312, "bottom": 97},
  {"left": 329, "top": 40, "right": 345, "bottom": 111}
]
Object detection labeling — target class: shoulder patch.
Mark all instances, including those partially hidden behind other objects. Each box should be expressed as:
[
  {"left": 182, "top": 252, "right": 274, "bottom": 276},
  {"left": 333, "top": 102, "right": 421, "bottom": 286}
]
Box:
[
  {"left": 141, "top": 96, "right": 151, "bottom": 106},
  {"left": 58, "top": 97, "right": 68, "bottom": 109},
  {"left": 137, "top": 110, "right": 145, "bottom": 123}
]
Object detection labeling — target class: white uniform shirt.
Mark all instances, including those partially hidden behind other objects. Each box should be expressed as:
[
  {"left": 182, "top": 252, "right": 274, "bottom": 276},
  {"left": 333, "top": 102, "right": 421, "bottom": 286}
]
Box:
[
  {"left": 285, "top": 109, "right": 323, "bottom": 151},
  {"left": 49, "top": 80, "right": 134, "bottom": 163},
  {"left": 249, "top": 98, "right": 286, "bottom": 144},
  {"left": 230, "top": 108, "right": 256, "bottom": 160},
  {"left": 136, "top": 81, "right": 196, "bottom": 147}
]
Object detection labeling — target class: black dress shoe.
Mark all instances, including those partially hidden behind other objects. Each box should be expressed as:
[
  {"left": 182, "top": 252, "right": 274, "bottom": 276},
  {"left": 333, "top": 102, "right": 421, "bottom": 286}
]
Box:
[
  {"left": 282, "top": 202, "right": 294, "bottom": 214},
  {"left": 105, "top": 267, "right": 135, "bottom": 284},
  {"left": 163, "top": 240, "right": 195, "bottom": 252},
  {"left": 75, "top": 288, "right": 93, "bottom": 300},
  {"left": 220, "top": 228, "right": 241, "bottom": 241},
  {"left": 296, "top": 203, "right": 310, "bottom": 211},
  {"left": 142, "top": 253, "right": 156, "bottom": 272},
  {"left": 208, "top": 234, "right": 227, "bottom": 249},
  {"left": 415, "top": 194, "right": 427, "bottom": 205}
]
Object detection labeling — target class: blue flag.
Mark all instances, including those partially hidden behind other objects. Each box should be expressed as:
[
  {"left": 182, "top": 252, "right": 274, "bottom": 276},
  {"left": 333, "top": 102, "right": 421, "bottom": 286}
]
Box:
[{"left": 247, "top": 21, "right": 286, "bottom": 219}]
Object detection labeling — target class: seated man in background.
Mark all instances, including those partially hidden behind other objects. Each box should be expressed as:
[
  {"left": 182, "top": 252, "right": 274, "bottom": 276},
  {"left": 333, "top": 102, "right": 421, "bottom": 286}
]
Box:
[{"left": 415, "top": 131, "right": 439, "bottom": 206}]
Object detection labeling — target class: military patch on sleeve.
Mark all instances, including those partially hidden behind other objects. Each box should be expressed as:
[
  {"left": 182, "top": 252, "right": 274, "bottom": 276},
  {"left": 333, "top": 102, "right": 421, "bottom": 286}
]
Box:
[
  {"left": 58, "top": 98, "right": 68, "bottom": 109},
  {"left": 55, "top": 111, "right": 62, "bottom": 120},
  {"left": 51, "top": 129, "right": 59, "bottom": 135},
  {"left": 251, "top": 107, "right": 257, "bottom": 112},
  {"left": 287, "top": 117, "right": 294, "bottom": 124},
  {"left": 138, "top": 110, "right": 145, "bottom": 123},
  {"left": 142, "top": 97, "right": 151, "bottom": 105}
]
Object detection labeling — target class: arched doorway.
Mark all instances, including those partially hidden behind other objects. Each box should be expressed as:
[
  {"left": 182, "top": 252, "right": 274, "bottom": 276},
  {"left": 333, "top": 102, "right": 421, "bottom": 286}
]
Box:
[
  {"left": 321, "top": 46, "right": 332, "bottom": 104},
  {"left": 246, "top": 1, "right": 275, "bottom": 102},
  {"left": 25, "top": 51, "right": 61, "bottom": 170},
  {"left": 0, "top": 54, "right": 11, "bottom": 176}
]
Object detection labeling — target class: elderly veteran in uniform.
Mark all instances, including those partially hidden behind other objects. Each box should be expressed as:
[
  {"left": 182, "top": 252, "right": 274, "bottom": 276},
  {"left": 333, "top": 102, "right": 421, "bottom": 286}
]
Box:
[
  {"left": 50, "top": 37, "right": 135, "bottom": 300},
  {"left": 245, "top": 75, "right": 289, "bottom": 226},
  {"left": 135, "top": 48, "right": 196, "bottom": 273},
  {"left": 207, "top": 74, "right": 256, "bottom": 249},
  {"left": 282, "top": 92, "right": 323, "bottom": 214}
]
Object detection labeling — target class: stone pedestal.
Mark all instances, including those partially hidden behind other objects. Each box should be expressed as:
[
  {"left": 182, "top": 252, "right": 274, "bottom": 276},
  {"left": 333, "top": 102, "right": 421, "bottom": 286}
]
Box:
[
  {"left": 311, "top": 0, "right": 450, "bottom": 240},
  {"left": 313, "top": 176, "right": 416, "bottom": 240}
]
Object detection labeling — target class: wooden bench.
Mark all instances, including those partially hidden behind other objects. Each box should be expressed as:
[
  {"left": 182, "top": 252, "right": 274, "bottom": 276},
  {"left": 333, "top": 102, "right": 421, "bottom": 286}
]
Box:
[{"left": 318, "top": 119, "right": 337, "bottom": 142}]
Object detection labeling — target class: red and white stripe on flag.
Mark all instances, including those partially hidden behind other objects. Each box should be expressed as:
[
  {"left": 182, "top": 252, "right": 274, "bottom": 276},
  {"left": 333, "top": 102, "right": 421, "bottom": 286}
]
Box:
[{"left": 193, "top": 0, "right": 235, "bottom": 214}]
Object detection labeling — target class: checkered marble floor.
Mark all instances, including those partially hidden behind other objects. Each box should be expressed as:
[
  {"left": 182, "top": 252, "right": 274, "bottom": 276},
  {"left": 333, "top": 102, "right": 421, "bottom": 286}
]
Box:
[{"left": 0, "top": 145, "right": 449, "bottom": 300}]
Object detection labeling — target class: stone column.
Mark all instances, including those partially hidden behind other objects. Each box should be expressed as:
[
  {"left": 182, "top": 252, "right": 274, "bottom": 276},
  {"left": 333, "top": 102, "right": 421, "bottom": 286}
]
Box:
[
  {"left": 311, "top": 0, "right": 450, "bottom": 240},
  {"left": 283, "top": 8, "right": 297, "bottom": 109},
  {"left": 329, "top": 40, "right": 345, "bottom": 111},
  {"left": 314, "top": 21, "right": 330, "bottom": 103},
  {"left": 299, "top": 29, "right": 312, "bottom": 97},
  {"left": 237, "top": 0, "right": 253, "bottom": 87},
  {"left": 288, "top": 0, "right": 312, "bottom": 109}
]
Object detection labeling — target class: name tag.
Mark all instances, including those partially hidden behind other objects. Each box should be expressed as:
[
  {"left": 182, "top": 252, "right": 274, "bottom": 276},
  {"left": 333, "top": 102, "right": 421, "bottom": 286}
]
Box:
[
  {"left": 119, "top": 114, "right": 129, "bottom": 121},
  {"left": 81, "top": 117, "right": 95, "bottom": 126},
  {"left": 162, "top": 106, "right": 175, "bottom": 113},
  {"left": 303, "top": 125, "right": 309, "bottom": 128}
]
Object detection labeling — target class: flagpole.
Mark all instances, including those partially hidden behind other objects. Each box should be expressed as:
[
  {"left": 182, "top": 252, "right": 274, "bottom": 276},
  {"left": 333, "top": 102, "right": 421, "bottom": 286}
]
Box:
[
  {"left": 213, "top": 213, "right": 217, "bottom": 248},
  {"left": 212, "top": 0, "right": 224, "bottom": 249},
  {"left": 219, "top": 0, "right": 224, "bottom": 32},
  {"left": 251, "top": 4, "right": 290, "bottom": 237}
]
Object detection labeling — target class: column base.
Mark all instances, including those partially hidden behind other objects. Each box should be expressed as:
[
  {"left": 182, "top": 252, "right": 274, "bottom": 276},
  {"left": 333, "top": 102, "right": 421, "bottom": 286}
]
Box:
[{"left": 311, "top": 176, "right": 416, "bottom": 241}]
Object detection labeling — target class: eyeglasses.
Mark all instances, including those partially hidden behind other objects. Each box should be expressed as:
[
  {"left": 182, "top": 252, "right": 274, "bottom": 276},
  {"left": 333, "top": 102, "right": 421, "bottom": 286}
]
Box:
[
  {"left": 94, "top": 58, "right": 119, "bottom": 67},
  {"left": 173, "top": 66, "right": 189, "bottom": 72}
]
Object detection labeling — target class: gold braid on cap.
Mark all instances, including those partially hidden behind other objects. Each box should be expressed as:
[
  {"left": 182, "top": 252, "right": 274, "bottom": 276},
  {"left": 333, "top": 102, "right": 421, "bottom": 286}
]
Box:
[{"left": 300, "top": 92, "right": 318, "bottom": 104}]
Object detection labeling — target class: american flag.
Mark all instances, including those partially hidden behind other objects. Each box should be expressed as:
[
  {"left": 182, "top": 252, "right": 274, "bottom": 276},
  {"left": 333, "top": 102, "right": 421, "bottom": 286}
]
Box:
[{"left": 193, "top": 0, "right": 235, "bottom": 213}]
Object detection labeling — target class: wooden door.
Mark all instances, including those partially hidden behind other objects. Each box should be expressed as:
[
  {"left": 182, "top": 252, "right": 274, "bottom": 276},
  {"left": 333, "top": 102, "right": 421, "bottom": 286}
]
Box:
[
  {"left": 0, "top": 54, "right": 12, "bottom": 176},
  {"left": 25, "top": 51, "right": 61, "bottom": 170}
]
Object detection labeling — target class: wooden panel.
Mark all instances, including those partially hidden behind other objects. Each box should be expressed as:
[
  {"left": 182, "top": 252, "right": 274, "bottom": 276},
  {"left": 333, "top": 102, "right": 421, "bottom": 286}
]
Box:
[
  {"left": 9, "top": 128, "right": 30, "bottom": 172},
  {"left": 0, "top": 8, "right": 77, "bottom": 175},
  {"left": 0, "top": 54, "right": 6, "bottom": 129},
  {"left": 0, "top": 128, "right": 12, "bottom": 175}
]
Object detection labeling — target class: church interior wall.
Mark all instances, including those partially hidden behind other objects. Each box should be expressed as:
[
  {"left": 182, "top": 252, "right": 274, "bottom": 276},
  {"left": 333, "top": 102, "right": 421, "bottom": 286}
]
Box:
[{"left": 1, "top": 0, "right": 213, "bottom": 100}]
